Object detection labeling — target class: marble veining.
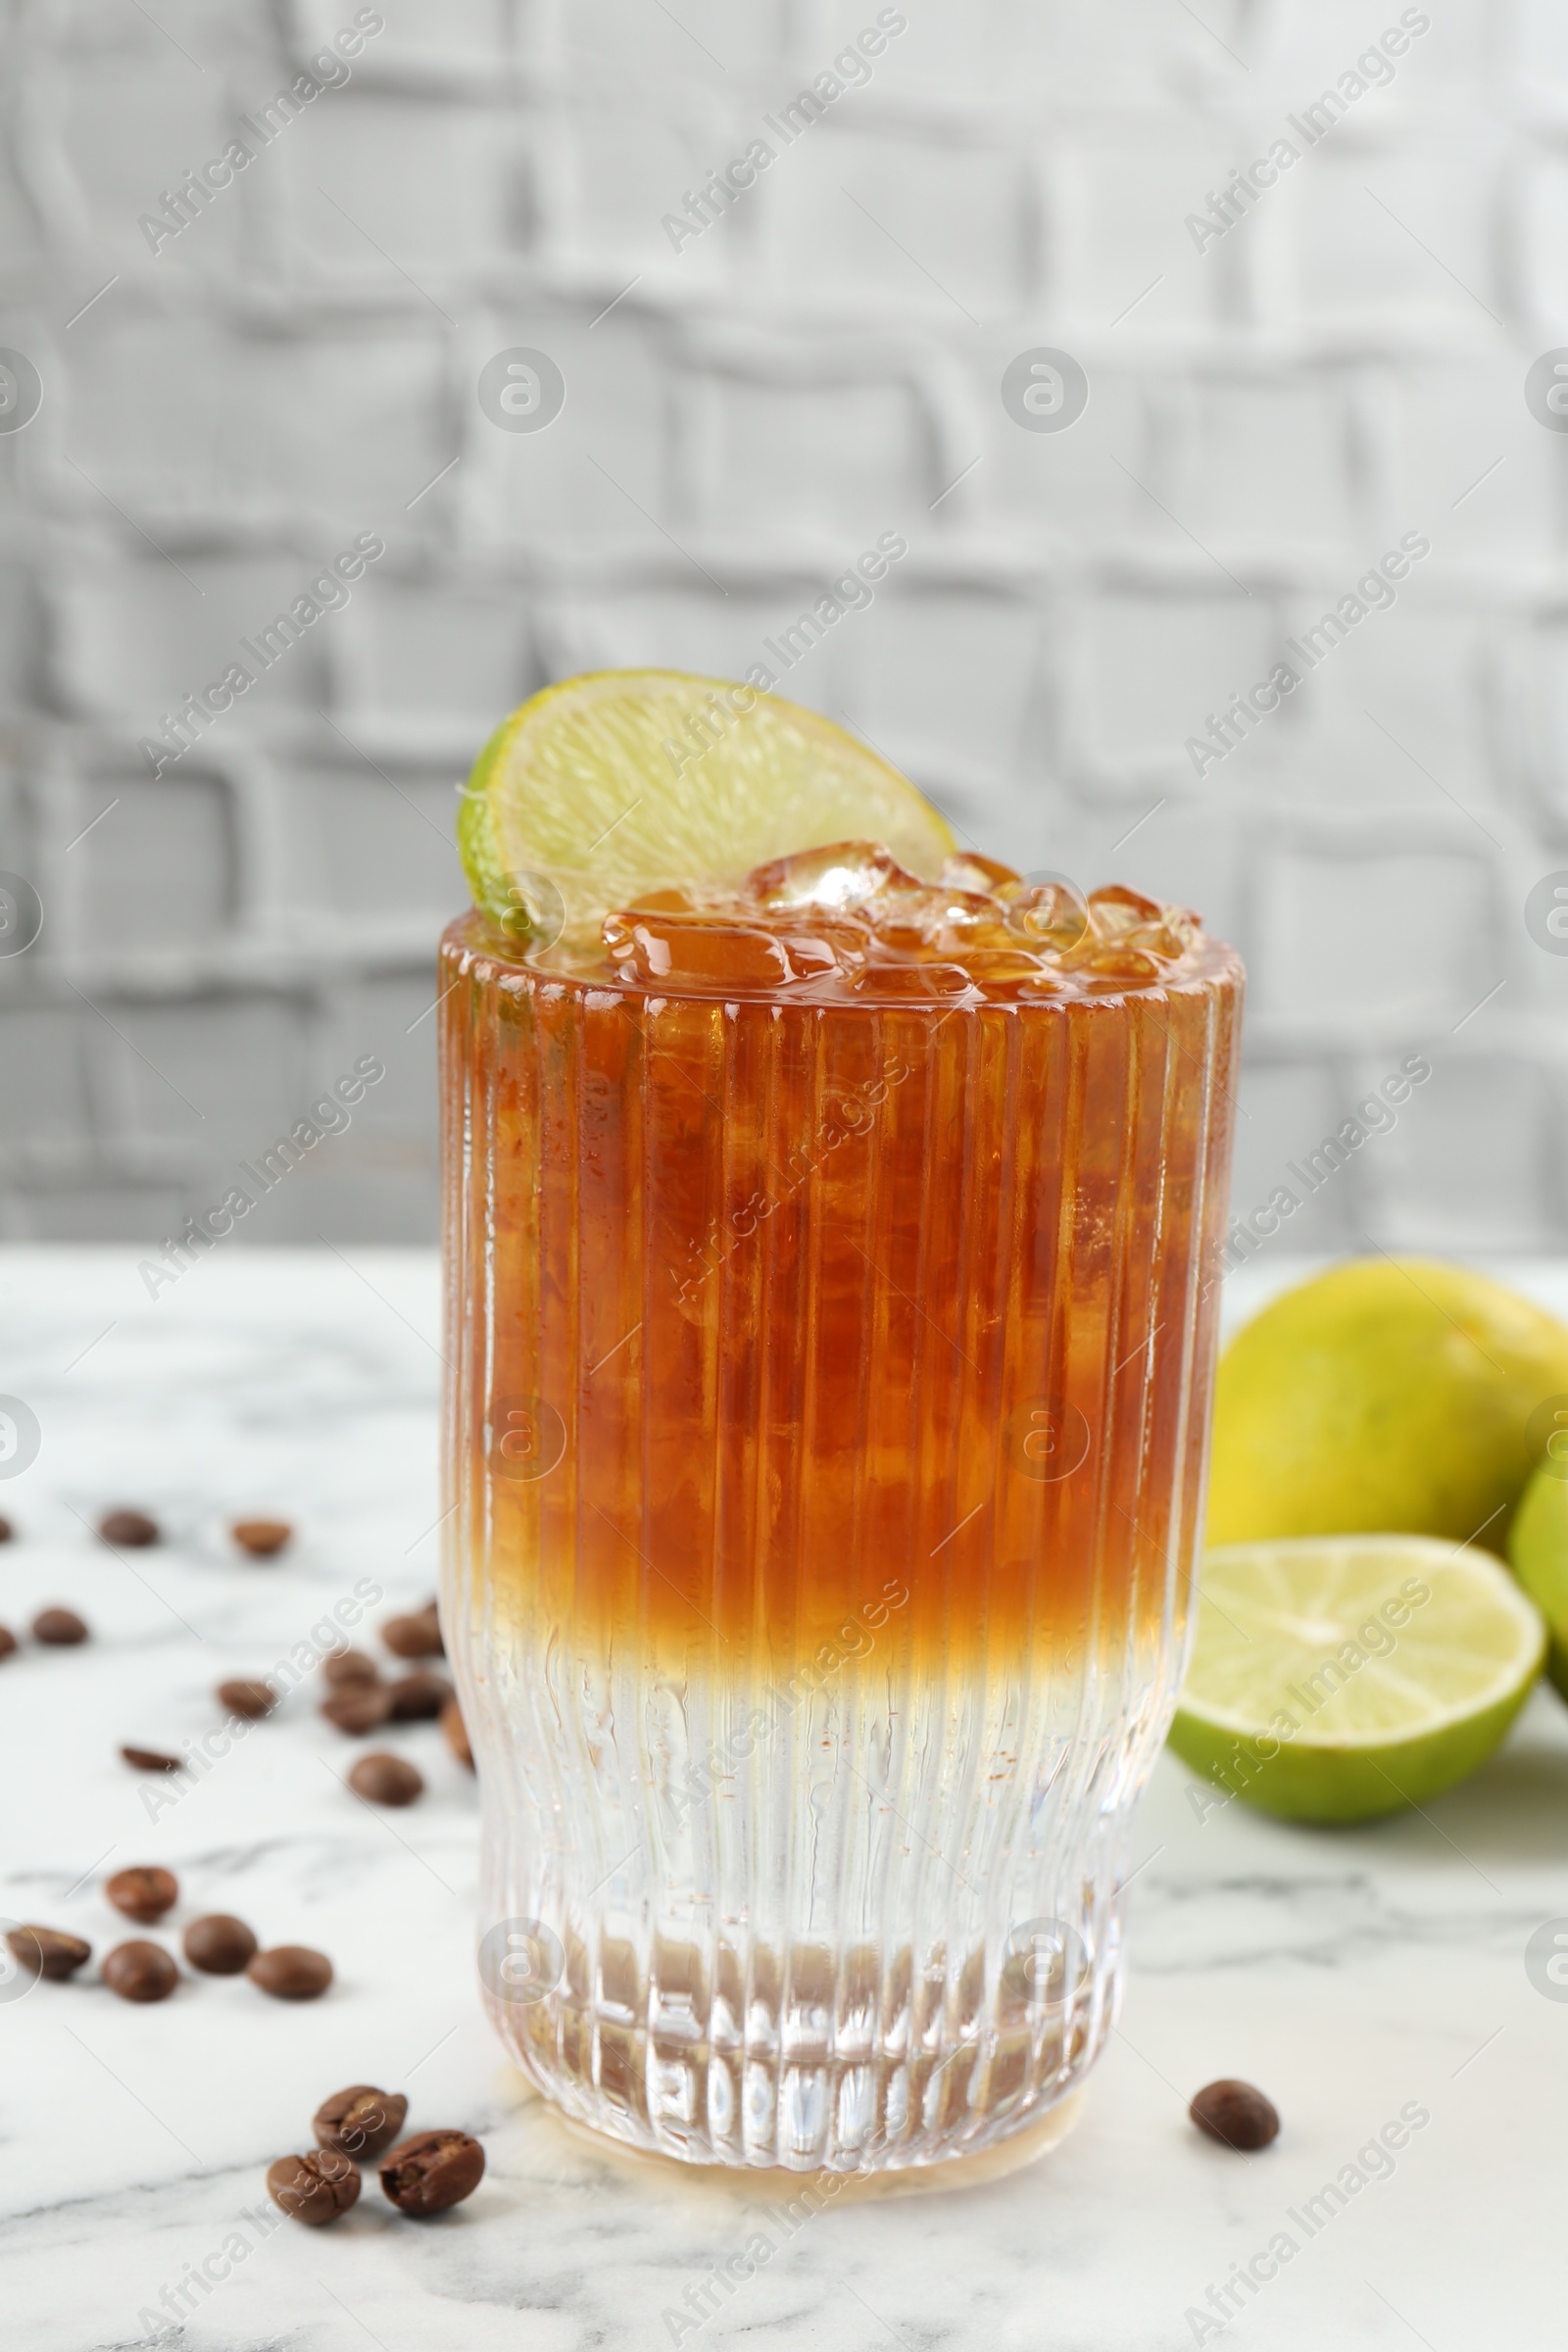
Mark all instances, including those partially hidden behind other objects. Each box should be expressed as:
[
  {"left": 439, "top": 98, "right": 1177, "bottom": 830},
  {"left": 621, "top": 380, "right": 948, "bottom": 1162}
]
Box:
[{"left": 0, "top": 1249, "right": 1560, "bottom": 2350}]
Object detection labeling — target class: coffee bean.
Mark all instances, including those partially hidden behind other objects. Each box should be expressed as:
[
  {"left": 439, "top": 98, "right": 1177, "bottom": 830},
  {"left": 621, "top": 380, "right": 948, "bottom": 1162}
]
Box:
[
  {"left": 99, "top": 1509, "right": 159, "bottom": 1547},
  {"left": 441, "top": 1695, "right": 473, "bottom": 1771},
  {"left": 121, "top": 1745, "right": 182, "bottom": 1774},
  {"left": 218, "top": 1678, "right": 276, "bottom": 1720},
  {"left": 378, "top": 2130, "right": 484, "bottom": 2216},
  {"left": 319, "top": 1683, "right": 392, "bottom": 1736},
  {"left": 322, "top": 1648, "right": 380, "bottom": 1688},
  {"left": 0, "top": 1625, "right": 16, "bottom": 1662},
  {"left": 103, "top": 1940, "right": 178, "bottom": 2002},
  {"left": 248, "top": 1944, "right": 333, "bottom": 2000},
  {"left": 314, "top": 2083, "right": 410, "bottom": 2160},
  {"left": 387, "top": 1671, "right": 452, "bottom": 1722},
  {"left": 266, "top": 2148, "right": 360, "bottom": 2226},
  {"left": 6, "top": 1925, "right": 91, "bottom": 1981},
  {"left": 106, "top": 1866, "right": 178, "bottom": 1924},
  {"left": 1190, "top": 2079, "right": 1280, "bottom": 2152},
  {"left": 382, "top": 1608, "right": 443, "bottom": 1660},
  {"left": 0, "top": 1514, "right": 12, "bottom": 1542},
  {"left": 348, "top": 1752, "right": 423, "bottom": 1807},
  {"left": 231, "top": 1518, "right": 292, "bottom": 1557},
  {"left": 183, "top": 1914, "right": 258, "bottom": 1975},
  {"left": 33, "top": 1608, "right": 87, "bottom": 1645}
]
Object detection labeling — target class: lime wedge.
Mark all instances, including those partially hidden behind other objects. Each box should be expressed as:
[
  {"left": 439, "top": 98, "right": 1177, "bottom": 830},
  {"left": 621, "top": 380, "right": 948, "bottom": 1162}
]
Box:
[
  {"left": 458, "top": 669, "right": 956, "bottom": 954},
  {"left": 1169, "top": 1535, "right": 1544, "bottom": 1823}
]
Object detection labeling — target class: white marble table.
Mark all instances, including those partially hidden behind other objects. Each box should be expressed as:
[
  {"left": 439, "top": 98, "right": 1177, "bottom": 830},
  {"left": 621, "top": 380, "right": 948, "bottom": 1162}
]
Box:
[{"left": 0, "top": 1248, "right": 1561, "bottom": 2352}]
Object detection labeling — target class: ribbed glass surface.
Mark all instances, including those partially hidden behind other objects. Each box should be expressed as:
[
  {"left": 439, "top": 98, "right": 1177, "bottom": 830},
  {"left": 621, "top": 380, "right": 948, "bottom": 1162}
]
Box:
[{"left": 440, "top": 909, "right": 1242, "bottom": 2173}]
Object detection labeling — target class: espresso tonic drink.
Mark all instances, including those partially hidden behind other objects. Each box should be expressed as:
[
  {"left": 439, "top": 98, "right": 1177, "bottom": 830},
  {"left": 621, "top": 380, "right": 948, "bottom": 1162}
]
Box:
[{"left": 442, "top": 675, "right": 1242, "bottom": 2175}]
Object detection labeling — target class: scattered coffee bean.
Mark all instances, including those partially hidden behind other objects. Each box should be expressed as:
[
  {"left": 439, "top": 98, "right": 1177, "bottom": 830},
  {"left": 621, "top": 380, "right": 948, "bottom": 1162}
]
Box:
[
  {"left": 106, "top": 1866, "right": 178, "bottom": 1924},
  {"left": 378, "top": 2130, "right": 484, "bottom": 2216},
  {"left": 183, "top": 1914, "right": 258, "bottom": 1975},
  {"left": 440, "top": 1695, "right": 473, "bottom": 1771},
  {"left": 6, "top": 1926, "right": 91, "bottom": 1982},
  {"left": 322, "top": 1648, "right": 379, "bottom": 1688},
  {"left": 99, "top": 1508, "right": 159, "bottom": 1547},
  {"left": 121, "top": 1745, "right": 182, "bottom": 1774},
  {"left": 266, "top": 2148, "right": 360, "bottom": 2226},
  {"left": 315, "top": 2084, "right": 410, "bottom": 2160},
  {"left": 103, "top": 1940, "right": 178, "bottom": 2003},
  {"left": 0, "top": 1625, "right": 16, "bottom": 1663},
  {"left": 0, "top": 1514, "right": 12, "bottom": 1542},
  {"left": 248, "top": 1944, "right": 333, "bottom": 2001},
  {"left": 320, "top": 1683, "right": 392, "bottom": 1736},
  {"left": 348, "top": 1752, "right": 423, "bottom": 1807},
  {"left": 231, "top": 1518, "right": 292, "bottom": 1557},
  {"left": 1190, "top": 2079, "right": 1280, "bottom": 2152},
  {"left": 33, "top": 1608, "right": 88, "bottom": 1646},
  {"left": 382, "top": 1608, "right": 443, "bottom": 1660},
  {"left": 218, "top": 1678, "right": 276, "bottom": 1720},
  {"left": 387, "top": 1671, "right": 452, "bottom": 1722}
]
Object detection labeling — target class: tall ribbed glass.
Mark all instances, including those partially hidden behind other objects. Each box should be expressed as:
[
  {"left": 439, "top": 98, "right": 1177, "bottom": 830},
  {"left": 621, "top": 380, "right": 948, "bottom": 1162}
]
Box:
[{"left": 440, "top": 907, "right": 1242, "bottom": 2175}]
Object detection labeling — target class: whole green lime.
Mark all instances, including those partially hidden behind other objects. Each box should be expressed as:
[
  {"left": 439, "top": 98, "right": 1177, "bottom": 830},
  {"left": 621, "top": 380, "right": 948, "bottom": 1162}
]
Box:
[
  {"left": 1206, "top": 1258, "right": 1568, "bottom": 1551},
  {"left": 1507, "top": 1454, "right": 1568, "bottom": 1697}
]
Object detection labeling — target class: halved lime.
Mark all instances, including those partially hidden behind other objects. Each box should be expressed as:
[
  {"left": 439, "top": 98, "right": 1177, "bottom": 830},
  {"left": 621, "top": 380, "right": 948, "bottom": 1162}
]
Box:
[
  {"left": 457, "top": 670, "right": 956, "bottom": 954},
  {"left": 1169, "top": 1535, "right": 1544, "bottom": 1823}
]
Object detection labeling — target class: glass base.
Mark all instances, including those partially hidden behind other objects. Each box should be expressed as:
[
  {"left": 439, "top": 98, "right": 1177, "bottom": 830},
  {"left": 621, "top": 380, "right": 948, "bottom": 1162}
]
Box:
[
  {"left": 541, "top": 2081, "right": 1090, "bottom": 2198},
  {"left": 490, "top": 1936, "right": 1111, "bottom": 2177},
  {"left": 475, "top": 1658, "right": 1136, "bottom": 2173}
]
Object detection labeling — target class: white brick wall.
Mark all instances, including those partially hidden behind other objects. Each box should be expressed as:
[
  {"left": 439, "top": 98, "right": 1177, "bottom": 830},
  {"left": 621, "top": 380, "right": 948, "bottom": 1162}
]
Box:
[{"left": 1, "top": 0, "right": 1566, "bottom": 1250}]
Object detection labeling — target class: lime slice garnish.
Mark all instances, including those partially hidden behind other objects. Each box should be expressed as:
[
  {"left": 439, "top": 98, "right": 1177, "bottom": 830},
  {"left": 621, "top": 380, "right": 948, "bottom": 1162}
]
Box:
[
  {"left": 1169, "top": 1535, "right": 1544, "bottom": 1823},
  {"left": 457, "top": 669, "right": 956, "bottom": 955}
]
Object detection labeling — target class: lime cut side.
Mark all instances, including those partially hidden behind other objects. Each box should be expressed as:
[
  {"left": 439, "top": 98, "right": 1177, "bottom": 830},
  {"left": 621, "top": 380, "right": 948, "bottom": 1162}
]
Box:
[
  {"left": 458, "top": 669, "right": 956, "bottom": 954},
  {"left": 1169, "top": 1535, "right": 1545, "bottom": 1822}
]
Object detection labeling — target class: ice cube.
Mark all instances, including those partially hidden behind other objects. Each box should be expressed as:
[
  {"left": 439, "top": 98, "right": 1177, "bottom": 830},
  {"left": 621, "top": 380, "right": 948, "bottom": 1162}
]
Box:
[
  {"left": 773, "top": 931, "right": 847, "bottom": 981},
  {"left": 745, "top": 841, "right": 918, "bottom": 912},
  {"left": 956, "top": 948, "right": 1054, "bottom": 985},
  {"left": 626, "top": 886, "right": 700, "bottom": 915},
  {"left": 602, "top": 909, "right": 851, "bottom": 989},
  {"left": 869, "top": 886, "right": 1007, "bottom": 956},
  {"left": 940, "top": 852, "right": 1020, "bottom": 896},
  {"left": 1085, "top": 884, "right": 1164, "bottom": 936},
  {"left": 1074, "top": 947, "right": 1166, "bottom": 985},
  {"left": 1083, "top": 886, "right": 1195, "bottom": 962},
  {"left": 1148, "top": 903, "right": 1201, "bottom": 955},
  {"left": 850, "top": 957, "right": 977, "bottom": 1001},
  {"left": 603, "top": 911, "right": 790, "bottom": 988},
  {"left": 1006, "top": 881, "right": 1091, "bottom": 955},
  {"left": 769, "top": 916, "right": 872, "bottom": 973}
]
